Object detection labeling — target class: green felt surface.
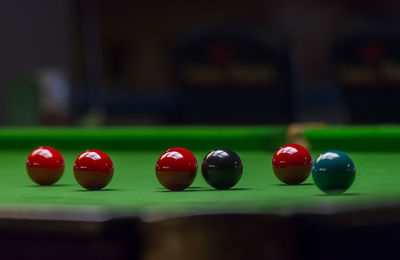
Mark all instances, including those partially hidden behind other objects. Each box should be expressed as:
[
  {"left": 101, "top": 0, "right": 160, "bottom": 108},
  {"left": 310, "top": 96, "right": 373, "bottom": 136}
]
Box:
[
  {"left": 2, "top": 149, "right": 400, "bottom": 214},
  {"left": 304, "top": 125, "right": 400, "bottom": 151},
  {"left": 0, "top": 126, "right": 285, "bottom": 151}
]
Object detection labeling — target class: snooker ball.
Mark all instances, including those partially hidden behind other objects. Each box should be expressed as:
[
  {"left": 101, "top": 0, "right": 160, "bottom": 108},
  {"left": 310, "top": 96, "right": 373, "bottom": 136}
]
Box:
[
  {"left": 155, "top": 147, "right": 197, "bottom": 191},
  {"left": 73, "top": 150, "right": 114, "bottom": 190},
  {"left": 201, "top": 148, "right": 243, "bottom": 190},
  {"left": 272, "top": 144, "right": 312, "bottom": 185},
  {"left": 312, "top": 150, "right": 355, "bottom": 195},
  {"left": 26, "top": 146, "right": 65, "bottom": 185}
]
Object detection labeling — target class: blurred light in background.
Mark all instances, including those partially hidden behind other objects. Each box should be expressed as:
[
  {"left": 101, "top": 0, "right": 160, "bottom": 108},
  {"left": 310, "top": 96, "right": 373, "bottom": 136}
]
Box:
[{"left": 1, "top": 0, "right": 400, "bottom": 126}]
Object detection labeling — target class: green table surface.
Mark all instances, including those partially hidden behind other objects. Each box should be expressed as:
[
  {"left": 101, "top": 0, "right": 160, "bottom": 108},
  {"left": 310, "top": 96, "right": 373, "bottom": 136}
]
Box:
[
  {"left": 1, "top": 126, "right": 400, "bottom": 216},
  {"left": 2, "top": 150, "right": 400, "bottom": 215}
]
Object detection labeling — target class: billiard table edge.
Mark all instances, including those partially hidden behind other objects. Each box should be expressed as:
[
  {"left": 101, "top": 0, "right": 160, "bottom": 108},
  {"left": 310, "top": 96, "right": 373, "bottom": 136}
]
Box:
[{"left": 0, "top": 201, "right": 399, "bottom": 259}]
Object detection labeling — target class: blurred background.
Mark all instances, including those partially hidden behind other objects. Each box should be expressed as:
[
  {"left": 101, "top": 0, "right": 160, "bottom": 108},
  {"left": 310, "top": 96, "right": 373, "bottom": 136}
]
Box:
[{"left": 2, "top": 0, "right": 400, "bottom": 126}]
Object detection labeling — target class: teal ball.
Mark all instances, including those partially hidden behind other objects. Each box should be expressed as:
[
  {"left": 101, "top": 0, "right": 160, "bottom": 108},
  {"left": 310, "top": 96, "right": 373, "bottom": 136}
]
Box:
[{"left": 312, "top": 150, "right": 356, "bottom": 195}]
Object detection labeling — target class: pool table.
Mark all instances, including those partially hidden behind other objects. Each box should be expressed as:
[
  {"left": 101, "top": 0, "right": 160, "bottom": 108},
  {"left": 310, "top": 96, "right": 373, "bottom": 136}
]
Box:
[{"left": 2, "top": 126, "right": 400, "bottom": 260}]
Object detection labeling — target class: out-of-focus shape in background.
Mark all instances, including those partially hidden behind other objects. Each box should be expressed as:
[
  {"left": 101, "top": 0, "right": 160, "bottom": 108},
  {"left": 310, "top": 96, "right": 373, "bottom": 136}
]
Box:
[
  {"left": 173, "top": 22, "right": 292, "bottom": 124},
  {"left": 333, "top": 19, "right": 400, "bottom": 123},
  {"left": 1, "top": 0, "right": 400, "bottom": 126},
  {"left": 0, "top": 0, "right": 71, "bottom": 126}
]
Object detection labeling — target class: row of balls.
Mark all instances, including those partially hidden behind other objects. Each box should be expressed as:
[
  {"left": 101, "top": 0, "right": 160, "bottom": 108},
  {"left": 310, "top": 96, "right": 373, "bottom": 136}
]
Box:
[
  {"left": 26, "top": 145, "right": 356, "bottom": 194},
  {"left": 26, "top": 146, "right": 243, "bottom": 191},
  {"left": 273, "top": 144, "right": 356, "bottom": 194},
  {"left": 156, "top": 145, "right": 356, "bottom": 194},
  {"left": 26, "top": 147, "right": 114, "bottom": 190},
  {"left": 156, "top": 148, "right": 243, "bottom": 191}
]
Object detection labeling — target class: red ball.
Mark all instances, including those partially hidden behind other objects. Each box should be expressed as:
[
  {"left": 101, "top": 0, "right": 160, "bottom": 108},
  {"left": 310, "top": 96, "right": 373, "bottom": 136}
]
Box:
[
  {"left": 272, "top": 144, "right": 312, "bottom": 185},
  {"left": 73, "top": 150, "right": 114, "bottom": 190},
  {"left": 26, "top": 146, "right": 65, "bottom": 185},
  {"left": 156, "top": 147, "right": 197, "bottom": 191}
]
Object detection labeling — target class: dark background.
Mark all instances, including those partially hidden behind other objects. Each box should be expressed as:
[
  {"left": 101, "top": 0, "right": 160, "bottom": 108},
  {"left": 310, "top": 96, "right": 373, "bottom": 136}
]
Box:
[{"left": 1, "top": 0, "right": 400, "bottom": 126}]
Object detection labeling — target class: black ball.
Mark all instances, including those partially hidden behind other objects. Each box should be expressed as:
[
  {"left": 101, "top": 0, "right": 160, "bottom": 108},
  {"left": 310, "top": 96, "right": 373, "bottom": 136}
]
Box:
[{"left": 201, "top": 148, "right": 243, "bottom": 190}]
